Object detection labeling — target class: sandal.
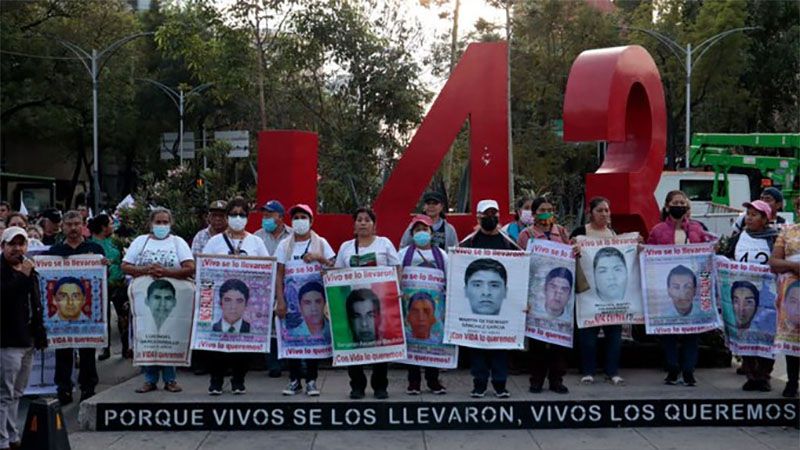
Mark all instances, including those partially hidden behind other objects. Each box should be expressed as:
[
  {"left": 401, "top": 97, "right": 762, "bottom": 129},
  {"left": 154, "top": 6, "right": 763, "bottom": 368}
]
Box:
[
  {"left": 164, "top": 381, "right": 183, "bottom": 393},
  {"left": 135, "top": 382, "right": 158, "bottom": 393},
  {"left": 580, "top": 375, "right": 594, "bottom": 384},
  {"left": 608, "top": 376, "right": 625, "bottom": 386}
]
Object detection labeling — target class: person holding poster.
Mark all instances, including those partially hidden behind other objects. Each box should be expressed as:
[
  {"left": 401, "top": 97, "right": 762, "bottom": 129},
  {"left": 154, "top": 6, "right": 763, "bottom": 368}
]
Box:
[
  {"left": 647, "top": 190, "right": 715, "bottom": 387},
  {"left": 334, "top": 207, "right": 400, "bottom": 399},
  {"left": 201, "top": 198, "right": 269, "bottom": 395},
  {"left": 457, "top": 199, "right": 520, "bottom": 398},
  {"left": 398, "top": 191, "right": 459, "bottom": 251},
  {"left": 44, "top": 210, "right": 106, "bottom": 405},
  {"left": 722, "top": 200, "right": 779, "bottom": 392},
  {"left": 1, "top": 227, "right": 47, "bottom": 450},
  {"left": 122, "top": 207, "right": 195, "bottom": 394},
  {"left": 275, "top": 204, "right": 335, "bottom": 397},
  {"left": 571, "top": 197, "right": 626, "bottom": 386},
  {"left": 398, "top": 215, "right": 450, "bottom": 395},
  {"left": 769, "top": 195, "right": 800, "bottom": 398},
  {"left": 515, "top": 197, "right": 572, "bottom": 395}
]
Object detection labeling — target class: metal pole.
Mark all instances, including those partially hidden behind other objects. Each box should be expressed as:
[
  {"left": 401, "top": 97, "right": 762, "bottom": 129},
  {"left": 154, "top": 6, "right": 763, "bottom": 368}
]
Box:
[
  {"left": 179, "top": 90, "right": 184, "bottom": 166},
  {"left": 91, "top": 49, "right": 100, "bottom": 212},
  {"left": 685, "top": 43, "right": 692, "bottom": 169}
]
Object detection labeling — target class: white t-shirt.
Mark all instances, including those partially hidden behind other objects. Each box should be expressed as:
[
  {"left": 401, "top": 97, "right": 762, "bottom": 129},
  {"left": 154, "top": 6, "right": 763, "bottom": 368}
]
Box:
[
  {"left": 397, "top": 245, "right": 448, "bottom": 270},
  {"left": 275, "top": 237, "right": 335, "bottom": 265},
  {"left": 202, "top": 232, "right": 269, "bottom": 257},
  {"left": 733, "top": 231, "right": 772, "bottom": 265},
  {"left": 123, "top": 234, "right": 193, "bottom": 268},
  {"left": 334, "top": 236, "right": 400, "bottom": 268}
]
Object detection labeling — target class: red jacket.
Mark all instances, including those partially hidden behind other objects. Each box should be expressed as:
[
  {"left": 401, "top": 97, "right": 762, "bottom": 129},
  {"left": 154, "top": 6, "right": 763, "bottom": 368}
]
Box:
[{"left": 646, "top": 216, "right": 713, "bottom": 245}]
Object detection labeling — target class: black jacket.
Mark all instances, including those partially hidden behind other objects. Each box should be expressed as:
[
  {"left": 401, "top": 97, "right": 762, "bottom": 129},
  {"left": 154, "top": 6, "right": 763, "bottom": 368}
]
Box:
[{"left": 1, "top": 256, "right": 47, "bottom": 349}]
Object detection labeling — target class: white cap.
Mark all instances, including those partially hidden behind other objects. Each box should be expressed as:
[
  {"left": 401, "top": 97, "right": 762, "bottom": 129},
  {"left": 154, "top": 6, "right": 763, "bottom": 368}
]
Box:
[
  {"left": 1, "top": 226, "right": 28, "bottom": 244},
  {"left": 476, "top": 199, "right": 499, "bottom": 214}
]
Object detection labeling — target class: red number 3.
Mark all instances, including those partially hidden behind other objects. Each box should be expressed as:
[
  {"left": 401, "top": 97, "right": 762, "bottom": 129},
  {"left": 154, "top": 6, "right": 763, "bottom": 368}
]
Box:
[{"left": 563, "top": 45, "right": 667, "bottom": 236}]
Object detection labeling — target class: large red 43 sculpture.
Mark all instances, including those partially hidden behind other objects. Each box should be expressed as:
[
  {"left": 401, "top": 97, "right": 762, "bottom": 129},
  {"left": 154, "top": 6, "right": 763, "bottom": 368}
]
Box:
[{"left": 255, "top": 43, "right": 665, "bottom": 247}]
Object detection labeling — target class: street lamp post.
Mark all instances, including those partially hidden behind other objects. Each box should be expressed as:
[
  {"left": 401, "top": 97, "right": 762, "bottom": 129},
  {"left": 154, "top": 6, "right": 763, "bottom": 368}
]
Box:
[
  {"left": 137, "top": 79, "right": 213, "bottom": 165},
  {"left": 55, "top": 32, "right": 153, "bottom": 212},
  {"left": 624, "top": 26, "right": 759, "bottom": 168}
]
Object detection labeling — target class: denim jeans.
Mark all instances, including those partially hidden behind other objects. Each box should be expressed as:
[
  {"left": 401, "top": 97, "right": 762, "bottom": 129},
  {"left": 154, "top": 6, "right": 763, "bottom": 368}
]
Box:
[
  {"left": 579, "top": 325, "right": 622, "bottom": 377},
  {"left": 469, "top": 349, "right": 508, "bottom": 389},
  {"left": 142, "top": 365, "right": 177, "bottom": 384},
  {"left": 661, "top": 334, "right": 699, "bottom": 374}
]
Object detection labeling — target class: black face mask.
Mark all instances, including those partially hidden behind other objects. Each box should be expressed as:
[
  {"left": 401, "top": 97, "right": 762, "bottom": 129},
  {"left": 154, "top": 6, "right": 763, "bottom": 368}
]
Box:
[
  {"left": 480, "top": 215, "right": 498, "bottom": 231},
  {"left": 668, "top": 206, "right": 688, "bottom": 219}
]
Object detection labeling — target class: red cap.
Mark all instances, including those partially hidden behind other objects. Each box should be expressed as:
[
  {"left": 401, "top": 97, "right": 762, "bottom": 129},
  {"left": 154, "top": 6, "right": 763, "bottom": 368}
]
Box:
[
  {"left": 742, "top": 200, "right": 772, "bottom": 218},
  {"left": 288, "top": 203, "right": 314, "bottom": 218},
  {"left": 409, "top": 214, "right": 433, "bottom": 228}
]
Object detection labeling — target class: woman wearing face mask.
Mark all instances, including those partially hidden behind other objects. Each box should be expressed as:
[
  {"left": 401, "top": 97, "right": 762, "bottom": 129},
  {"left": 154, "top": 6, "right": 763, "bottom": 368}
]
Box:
[
  {"left": 88, "top": 214, "right": 129, "bottom": 360},
  {"left": 517, "top": 197, "right": 572, "bottom": 394},
  {"left": 502, "top": 197, "right": 534, "bottom": 243},
  {"left": 121, "top": 207, "right": 195, "bottom": 394},
  {"left": 201, "top": 198, "right": 268, "bottom": 395},
  {"left": 397, "top": 215, "right": 448, "bottom": 395},
  {"left": 647, "top": 190, "right": 715, "bottom": 387},
  {"left": 517, "top": 197, "right": 570, "bottom": 251},
  {"left": 335, "top": 207, "right": 401, "bottom": 399},
  {"left": 570, "top": 197, "right": 626, "bottom": 386},
  {"left": 275, "top": 204, "right": 336, "bottom": 397},
  {"left": 202, "top": 198, "right": 269, "bottom": 257}
]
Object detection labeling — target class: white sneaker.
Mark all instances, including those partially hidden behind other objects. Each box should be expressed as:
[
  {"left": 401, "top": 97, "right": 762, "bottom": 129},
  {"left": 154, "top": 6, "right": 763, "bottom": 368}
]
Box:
[
  {"left": 306, "top": 380, "right": 320, "bottom": 396},
  {"left": 282, "top": 380, "right": 302, "bottom": 396}
]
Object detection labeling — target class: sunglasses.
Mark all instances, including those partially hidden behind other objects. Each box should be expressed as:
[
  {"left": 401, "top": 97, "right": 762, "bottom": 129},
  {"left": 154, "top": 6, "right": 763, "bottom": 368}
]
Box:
[{"left": 229, "top": 213, "right": 248, "bottom": 218}]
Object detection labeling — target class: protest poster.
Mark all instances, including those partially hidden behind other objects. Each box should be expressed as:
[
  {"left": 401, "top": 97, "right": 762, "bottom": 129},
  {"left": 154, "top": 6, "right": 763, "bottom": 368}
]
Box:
[
  {"left": 324, "top": 266, "right": 406, "bottom": 366},
  {"left": 276, "top": 258, "right": 332, "bottom": 359},
  {"left": 130, "top": 276, "right": 195, "bottom": 366},
  {"left": 575, "top": 233, "right": 643, "bottom": 329},
  {"left": 191, "top": 255, "right": 276, "bottom": 353},
  {"left": 773, "top": 273, "right": 800, "bottom": 357},
  {"left": 640, "top": 243, "right": 719, "bottom": 335},
  {"left": 34, "top": 255, "right": 107, "bottom": 349},
  {"left": 716, "top": 257, "right": 777, "bottom": 358},
  {"left": 400, "top": 266, "right": 458, "bottom": 368},
  {"left": 24, "top": 349, "right": 75, "bottom": 395},
  {"left": 526, "top": 241, "right": 576, "bottom": 348},
  {"left": 443, "top": 247, "right": 530, "bottom": 350}
]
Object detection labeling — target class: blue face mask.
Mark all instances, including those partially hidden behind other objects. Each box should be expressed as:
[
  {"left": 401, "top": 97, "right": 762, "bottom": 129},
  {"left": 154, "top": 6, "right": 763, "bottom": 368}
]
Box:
[
  {"left": 262, "top": 217, "right": 277, "bottom": 233},
  {"left": 413, "top": 231, "right": 432, "bottom": 247},
  {"left": 152, "top": 224, "right": 170, "bottom": 239}
]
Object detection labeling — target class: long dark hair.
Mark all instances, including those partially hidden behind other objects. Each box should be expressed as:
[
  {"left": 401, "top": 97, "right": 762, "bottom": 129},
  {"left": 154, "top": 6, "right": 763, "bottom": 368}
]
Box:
[
  {"left": 660, "top": 190, "right": 688, "bottom": 221},
  {"left": 87, "top": 214, "right": 111, "bottom": 235}
]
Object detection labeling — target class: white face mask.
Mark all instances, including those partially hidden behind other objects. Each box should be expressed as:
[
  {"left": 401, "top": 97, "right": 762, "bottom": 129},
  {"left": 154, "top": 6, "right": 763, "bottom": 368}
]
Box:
[
  {"left": 228, "top": 216, "right": 247, "bottom": 232},
  {"left": 293, "top": 219, "right": 311, "bottom": 235}
]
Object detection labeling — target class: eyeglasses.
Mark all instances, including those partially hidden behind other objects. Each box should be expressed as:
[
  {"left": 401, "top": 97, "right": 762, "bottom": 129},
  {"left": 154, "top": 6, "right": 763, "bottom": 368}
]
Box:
[{"left": 229, "top": 213, "right": 248, "bottom": 218}]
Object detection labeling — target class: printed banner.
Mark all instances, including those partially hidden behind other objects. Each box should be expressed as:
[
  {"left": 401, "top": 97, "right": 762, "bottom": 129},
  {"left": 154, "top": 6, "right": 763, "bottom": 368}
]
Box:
[
  {"left": 400, "top": 266, "right": 458, "bottom": 368},
  {"left": 640, "top": 243, "right": 720, "bottom": 335},
  {"left": 716, "top": 257, "right": 777, "bottom": 358},
  {"left": 575, "top": 233, "right": 643, "bottom": 328},
  {"left": 130, "top": 276, "right": 195, "bottom": 366},
  {"left": 526, "top": 241, "right": 576, "bottom": 348},
  {"left": 24, "top": 349, "right": 75, "bottom": 395},
  {"left": 34, "top": 255, "right": 108, "bottom": 348},
  {"left": 444, "top": 248, "right": 530, "bottom": 349},
  {"left": 325, "top": 267, "right": 406, "bottom": 366},
  {"left": 191, "top": 255, "right": 276, "bottom": 353},
  {"left": 276, "top": 259, "right": 332, "bottom": 359},
  {"left": 774, "top": 272, "right": 800, "bottom": 357}
]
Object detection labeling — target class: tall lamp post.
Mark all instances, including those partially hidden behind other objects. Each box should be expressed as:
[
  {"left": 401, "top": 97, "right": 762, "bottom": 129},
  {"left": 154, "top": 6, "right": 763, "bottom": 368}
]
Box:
[
  {"left": 55, "top": 32, "right": 154, "bottom": 212},
  {"left": 137, "top": 79, "right": 213, "bottom": 165},
  {"left": 624, "top": 26, "right": 758, "bottom": 168}
]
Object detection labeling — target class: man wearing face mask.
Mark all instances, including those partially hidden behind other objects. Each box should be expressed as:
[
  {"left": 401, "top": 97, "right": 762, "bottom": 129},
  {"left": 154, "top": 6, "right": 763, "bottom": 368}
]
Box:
[
  {"left": 202, "top": 198, "right": 269, "bottom": 257},
  {"left": 191, "top": 200, "right": 229, "bottom": 255},
  {"left": 459, "top": 200, "right": 519, "bottom": 399},
  {"left": 255, "top": 200, "right": 293, "bottom": 256}
]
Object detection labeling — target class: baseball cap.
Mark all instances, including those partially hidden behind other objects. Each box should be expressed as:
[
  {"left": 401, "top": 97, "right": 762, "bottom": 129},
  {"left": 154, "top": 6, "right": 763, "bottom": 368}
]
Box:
[
  {"left": 422, "top": 191, "right": 445, "bottom": 204},
  {"left": 288, "top": 203, "right": 314, "bottom": 218},
  {"left": 760, "top": 187, "right": 784, "bottom": 204},
  {"left": 476, "top": 199, "right": 499, "bottom": 214},
  {"left": 2, "top": 226, "right": 28, "bottom": 244},
  {"left": 260, "top": 200, "right": 285, "bottom": 215},
  {"left": 208, "top": 200, "right": 228, "bottom": 212},
  {"left": 743, "top": 200, "right": 772, "bottom": 218},
  {"left": 409, "top": 214, "right": 433, "bottom": 228}
]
